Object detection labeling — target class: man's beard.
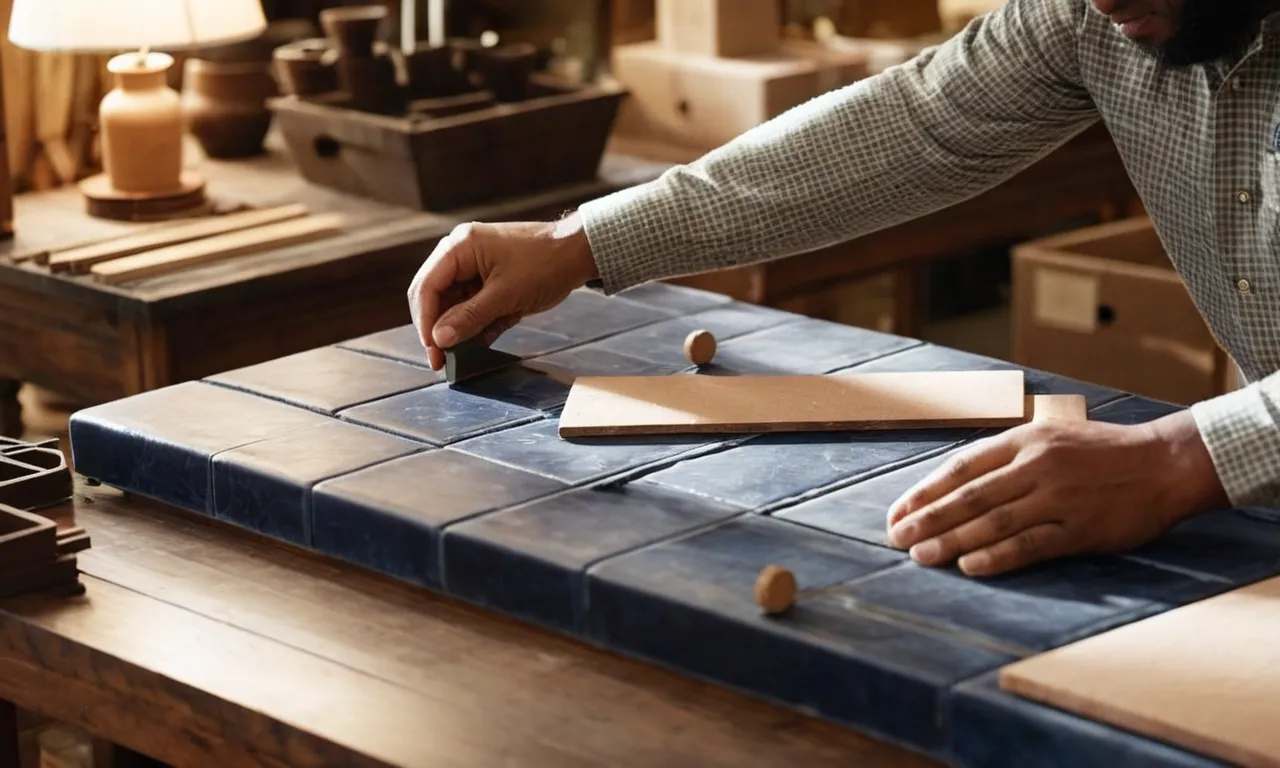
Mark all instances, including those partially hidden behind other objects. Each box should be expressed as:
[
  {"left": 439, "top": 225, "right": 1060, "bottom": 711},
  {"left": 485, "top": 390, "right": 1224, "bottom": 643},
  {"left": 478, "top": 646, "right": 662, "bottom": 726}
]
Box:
[{"left": 1152, "top": 0, "right": 1277, "bottom": 66}]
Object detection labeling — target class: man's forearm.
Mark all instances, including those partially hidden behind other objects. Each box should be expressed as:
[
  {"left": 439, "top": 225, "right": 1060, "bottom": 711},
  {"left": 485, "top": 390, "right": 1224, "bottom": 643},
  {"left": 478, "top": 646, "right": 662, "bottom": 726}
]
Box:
[{"left": 1190, "top": 370, "right": 1280, "bottom": 509}]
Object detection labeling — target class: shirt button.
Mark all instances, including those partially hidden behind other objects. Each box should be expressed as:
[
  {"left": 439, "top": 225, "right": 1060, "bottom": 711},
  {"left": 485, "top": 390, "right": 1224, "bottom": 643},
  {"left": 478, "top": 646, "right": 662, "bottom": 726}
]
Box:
[
  {"left": 1238, "top": 190, "right": 1253, "bottom": 203},
  {"left": 1237, "top": 277, "right": 1252, "bottom": 292}
]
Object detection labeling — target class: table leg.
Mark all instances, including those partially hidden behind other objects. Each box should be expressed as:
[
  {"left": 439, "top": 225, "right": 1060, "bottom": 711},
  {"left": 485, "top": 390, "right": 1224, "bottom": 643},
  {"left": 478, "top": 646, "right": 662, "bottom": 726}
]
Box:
[
  {"left": 0, "top": 379, "right": 20, "bottom": 439},
  {"left": 0, "top": 699, "right": 18, "bottom": 768}
]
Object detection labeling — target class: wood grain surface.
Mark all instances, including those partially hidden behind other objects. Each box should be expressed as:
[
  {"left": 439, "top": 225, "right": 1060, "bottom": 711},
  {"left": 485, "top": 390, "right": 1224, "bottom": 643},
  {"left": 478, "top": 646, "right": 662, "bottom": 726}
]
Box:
[
  {"left": 1000, "top": 574, "right": 1280, "bottom": 768},
  {"left": 557, "top": 370, "right": 1027, "bottom": 437},
  {"left": 0, "top": 480, "right": 940, "bottom": 768}
]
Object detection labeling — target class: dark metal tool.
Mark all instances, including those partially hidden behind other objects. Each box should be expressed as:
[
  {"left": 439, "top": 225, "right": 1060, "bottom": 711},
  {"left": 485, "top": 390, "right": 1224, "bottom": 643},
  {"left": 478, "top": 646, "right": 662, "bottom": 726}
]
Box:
[{"left": 443, "top": 336, "right": 576, "bottom": 387}]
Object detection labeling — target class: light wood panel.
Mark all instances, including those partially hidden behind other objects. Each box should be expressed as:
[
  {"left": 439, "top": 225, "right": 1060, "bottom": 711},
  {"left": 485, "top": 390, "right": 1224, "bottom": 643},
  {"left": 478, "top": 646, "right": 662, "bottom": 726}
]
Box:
[
  {"left": 557, "top": 370, "right": 1027, "bottom": 437},
  {"left": 1000, "top": 575, "right": 1280, "bottom": 768}
]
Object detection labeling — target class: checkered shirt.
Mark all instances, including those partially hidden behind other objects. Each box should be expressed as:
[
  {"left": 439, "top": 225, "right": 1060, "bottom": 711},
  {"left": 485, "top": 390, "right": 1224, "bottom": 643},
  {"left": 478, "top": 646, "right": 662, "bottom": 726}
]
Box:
[{"left": 578, "top": 0, "right": 1280, "bottom": 508}]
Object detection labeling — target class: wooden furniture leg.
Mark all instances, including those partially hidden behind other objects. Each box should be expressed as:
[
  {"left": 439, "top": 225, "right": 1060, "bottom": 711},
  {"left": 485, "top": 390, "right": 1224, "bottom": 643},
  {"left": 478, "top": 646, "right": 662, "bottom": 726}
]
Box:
[
  {"left": 0, "top": 380, "right": 22, "bottom": 439},
  {"left": 0, "top": 700, "right": 19, "bottom": 768}
]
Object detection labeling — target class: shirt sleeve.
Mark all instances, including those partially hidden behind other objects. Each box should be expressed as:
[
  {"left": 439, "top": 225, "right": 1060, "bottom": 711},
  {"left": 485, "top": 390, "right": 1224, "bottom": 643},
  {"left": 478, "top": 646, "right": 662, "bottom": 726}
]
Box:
[
  {"left": 1190, "top": 371, "right": 1280, "bottom": 508},
  {"left": 577, "top": 0, "right": 1098, "bottom": 295}
]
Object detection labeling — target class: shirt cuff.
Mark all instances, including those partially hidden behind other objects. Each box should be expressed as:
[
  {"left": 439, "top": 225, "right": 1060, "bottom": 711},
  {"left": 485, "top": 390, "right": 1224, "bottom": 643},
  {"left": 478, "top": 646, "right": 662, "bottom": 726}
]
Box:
[
  {"left": 1189, "top": 378, "right": 1280, "bottom": 509},
  {"left": 577, "top": 176, "right": 686, "bottom": 296}
]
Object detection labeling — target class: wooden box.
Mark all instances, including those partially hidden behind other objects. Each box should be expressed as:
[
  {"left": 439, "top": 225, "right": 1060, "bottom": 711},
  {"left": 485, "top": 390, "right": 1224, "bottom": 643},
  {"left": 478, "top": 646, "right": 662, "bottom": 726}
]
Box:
[
  {"left": 611, "top": 39, "right": 868, "bottom": 150},
  {"left": 657, "top": 0, "right": 781, "bottom": 58},
  {"left": 1012, "top": 217, "right": 1231, "bottom": 406},
  {"left": 267, "top": 75, "right": 625, "bottom": 211}
]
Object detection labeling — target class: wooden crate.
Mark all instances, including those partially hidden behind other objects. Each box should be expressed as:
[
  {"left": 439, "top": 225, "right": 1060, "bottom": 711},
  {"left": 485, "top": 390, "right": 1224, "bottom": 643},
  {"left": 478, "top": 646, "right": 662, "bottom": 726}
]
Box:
[{"left": 268, "top": 74, "right": 625, "bottom": 211}]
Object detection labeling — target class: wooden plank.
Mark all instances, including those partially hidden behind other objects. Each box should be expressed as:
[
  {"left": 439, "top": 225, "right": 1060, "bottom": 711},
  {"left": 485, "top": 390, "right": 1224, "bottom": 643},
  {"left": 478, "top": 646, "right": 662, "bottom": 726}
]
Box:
[
  {"left": 999, "top": 575, "right": 1280, "bottom": 768},
  {"left": 557, "top": 370, "right": 1027, "bottom": 437},
  {"left": 47, "top": 203, "right": 310, "bottom": 273},
  {"left": 90, "top": 213, "right": 345, "bottom": 285},
  {"left": 1028, "top": 394, "right": 1087, "bottom": 422}
]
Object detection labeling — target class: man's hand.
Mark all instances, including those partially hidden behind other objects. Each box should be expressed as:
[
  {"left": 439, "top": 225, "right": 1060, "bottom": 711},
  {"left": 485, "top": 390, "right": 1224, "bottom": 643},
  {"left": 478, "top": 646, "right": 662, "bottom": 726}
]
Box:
[
  {"left": 407, "top": 212, "right": 600, "bottom": 370},
  {"left": 885, "top": 410, "right": 1230, "bottom": 576}
]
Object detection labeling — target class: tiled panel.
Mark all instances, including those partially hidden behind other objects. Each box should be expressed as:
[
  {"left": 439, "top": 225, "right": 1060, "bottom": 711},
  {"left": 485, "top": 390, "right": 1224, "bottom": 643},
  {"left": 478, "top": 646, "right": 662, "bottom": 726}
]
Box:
[
  {"left": 839, "top": 556, "right": 1226, "bottom": 653},
  {"left": 581, "top": 303, "right": 800, "bottom": 368},
  {"left": 532, "top": 346, "right": 688, "bottom": 378},
  {"left": 311, "top": 449, "right": 567, "bottom": 588},
  {"left": 442, "top": 483, "right": 744, "bottom": 631},
  {"left": 451, "top": 419, "right": 726, "bottom": 485},
  {"left": 1125, "top": 508, "right": 1280, "bottom": 584},
  {"left": 949, "top": 673, "right": 1229, "bottom": 768},
  {"left": 519, "top": 288, "right": 675, "bottom": 341},
  {"left": 774, "top": 448, "right": 960, "bottom": 547},
  {"left": 641, "top": 428, "right": 976, "bottom": 509},
  {"left": 692, "top": 317, "right": 918, "bottom": 375},
  {"left": 1088, "top": 394, "right": 1184, "bottom": 424},
  {"left": 339, "top": 385, "right": 542, "bottom": 445},
  {"left": 615, "top": 282, "right": 734, "bottom": 313},
  {"left": 448, "top": 366, "right": 571, "bottom": 412},
  {"left": 68, "top": 381, "right": 331, "bottom": 513},
  {"left": 844, "top": 344, "right": 1125, "bottom": 410},
  {"left": 338, "top": 323, "right": 575, "bottom": 366},
  {"left": 206, "top": 346, "right": 440, "bottom": 414},
  {"left": 586, "top": 515, "right": 1011, "bottom": 753},
  {"left": 211, "top": 421, "right": 422, "bottom": 546}
]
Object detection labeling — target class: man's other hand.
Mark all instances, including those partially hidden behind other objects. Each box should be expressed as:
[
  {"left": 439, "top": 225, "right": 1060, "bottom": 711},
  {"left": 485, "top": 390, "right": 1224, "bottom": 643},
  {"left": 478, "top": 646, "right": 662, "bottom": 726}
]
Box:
[{"left": 885, "top": 411, "right": 1229, "bottom": 576}]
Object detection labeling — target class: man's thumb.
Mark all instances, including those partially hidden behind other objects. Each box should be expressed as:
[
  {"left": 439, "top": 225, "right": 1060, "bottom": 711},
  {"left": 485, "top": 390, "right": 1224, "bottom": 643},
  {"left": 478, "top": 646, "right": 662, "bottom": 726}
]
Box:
[{"left": 434, "top": 286, "right": 508, "bottom": 348}]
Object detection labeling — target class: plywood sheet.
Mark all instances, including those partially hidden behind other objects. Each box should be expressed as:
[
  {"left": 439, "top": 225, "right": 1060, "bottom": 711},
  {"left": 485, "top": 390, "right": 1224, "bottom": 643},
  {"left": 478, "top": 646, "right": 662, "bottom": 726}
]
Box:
[
  {"left": 557, "top": 370, "right": 1026, "bottom": 437},
  {"left": 999, "top": 574, "right": 1280, "bottom": 768}
]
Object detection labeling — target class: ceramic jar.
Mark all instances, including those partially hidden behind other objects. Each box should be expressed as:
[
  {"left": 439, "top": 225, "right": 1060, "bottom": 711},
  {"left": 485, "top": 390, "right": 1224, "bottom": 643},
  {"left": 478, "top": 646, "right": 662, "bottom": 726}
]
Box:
[
  {"left": 181, "top": 57, "right": 279, "bottom": 158},
  {"left": 100, "top": 51, "right": 184, "bottom": 192}
]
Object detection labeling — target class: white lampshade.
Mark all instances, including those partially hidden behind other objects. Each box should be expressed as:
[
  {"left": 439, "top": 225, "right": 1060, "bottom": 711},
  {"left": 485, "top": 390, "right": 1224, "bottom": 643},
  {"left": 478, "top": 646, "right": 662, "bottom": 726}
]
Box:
[{"left": 8, "top": 0, "right": 268, "bottom": 53}]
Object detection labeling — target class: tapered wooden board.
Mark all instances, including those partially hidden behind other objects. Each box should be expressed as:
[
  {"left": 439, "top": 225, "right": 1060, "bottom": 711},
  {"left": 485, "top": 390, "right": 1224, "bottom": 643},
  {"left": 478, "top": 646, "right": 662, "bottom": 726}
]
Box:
[
  {"left": 90, "top": 213, "right": 344, "bottom": 285},
  {"left": 556, "top": 370, "right": 1027, "bottom": 437},
  {"left": 999, "top": 575, "right": 1280, "bottom": 768},
  {"left": 47, "top": 203, "right": 310, "bottom": 273}
]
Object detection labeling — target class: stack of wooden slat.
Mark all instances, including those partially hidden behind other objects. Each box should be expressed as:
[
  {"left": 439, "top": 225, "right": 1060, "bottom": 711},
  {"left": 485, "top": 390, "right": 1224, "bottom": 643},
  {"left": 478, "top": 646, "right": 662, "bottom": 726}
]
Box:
[{"left": 35, "top": 203, "right": 345, "bottom": 284}]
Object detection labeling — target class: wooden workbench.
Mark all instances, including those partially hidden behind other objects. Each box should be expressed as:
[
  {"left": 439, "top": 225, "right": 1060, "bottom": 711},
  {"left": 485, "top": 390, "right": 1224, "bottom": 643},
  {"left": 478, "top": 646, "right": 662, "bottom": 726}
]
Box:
[
  {"left": 0, "top": 478, "right": 939, "bottom": 768},
  {"left": 0, "top": 144, "right": 669, "bottom": 439}
]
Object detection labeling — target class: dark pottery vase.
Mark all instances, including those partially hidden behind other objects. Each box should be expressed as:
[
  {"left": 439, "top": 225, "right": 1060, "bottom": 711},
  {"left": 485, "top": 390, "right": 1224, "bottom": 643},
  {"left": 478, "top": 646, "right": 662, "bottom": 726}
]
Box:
[
  {"left": 319, "top": 4, "right": 388, "bottom": 58},
  {"left": 181, "top": 58, "right": 279, "bottom": 158},
  {"left": 404, "top": 42, "right": 463, "bottom": 100},
  {"left": 340, "top": 43, "right": 405, "bottom": 113},
  {"left": 273, "top": 37, "right": 338, "bottom": 96},
  {"left": 467, "top": 42, "right": 538, "bottom": 102}
]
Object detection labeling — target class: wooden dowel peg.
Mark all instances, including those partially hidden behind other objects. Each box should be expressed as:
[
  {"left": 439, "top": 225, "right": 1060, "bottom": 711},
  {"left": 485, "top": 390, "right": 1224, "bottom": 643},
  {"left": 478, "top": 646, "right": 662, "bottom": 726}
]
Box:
[{"left": 754, "top": 564, "right": 795, "bottom": 615}]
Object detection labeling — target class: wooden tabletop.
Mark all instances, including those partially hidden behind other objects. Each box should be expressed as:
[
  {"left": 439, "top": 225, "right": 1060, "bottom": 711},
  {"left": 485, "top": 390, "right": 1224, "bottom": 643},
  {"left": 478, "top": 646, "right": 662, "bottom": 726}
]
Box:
[{"left": 0, "top": 479, "right": 941, "bottom": 768}]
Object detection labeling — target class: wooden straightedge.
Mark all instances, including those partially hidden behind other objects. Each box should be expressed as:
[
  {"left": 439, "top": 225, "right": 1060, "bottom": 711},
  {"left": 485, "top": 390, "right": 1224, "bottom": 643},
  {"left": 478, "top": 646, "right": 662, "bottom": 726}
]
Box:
[
  {"left": 1000, "top": 574, "right": 1280, "bottom": 768},
  {"left": 557, "top": 370, "right": 1028, "bottom": 437}
]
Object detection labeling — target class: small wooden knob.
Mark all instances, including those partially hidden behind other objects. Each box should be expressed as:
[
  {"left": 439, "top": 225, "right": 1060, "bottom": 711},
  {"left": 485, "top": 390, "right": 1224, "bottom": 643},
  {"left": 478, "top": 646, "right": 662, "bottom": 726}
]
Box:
[
  {"left": 754, "top": 564, "right": 796, "bottom": 615},
  {"left": 683, "top": 329, "right": 717, "bottom": 365}
]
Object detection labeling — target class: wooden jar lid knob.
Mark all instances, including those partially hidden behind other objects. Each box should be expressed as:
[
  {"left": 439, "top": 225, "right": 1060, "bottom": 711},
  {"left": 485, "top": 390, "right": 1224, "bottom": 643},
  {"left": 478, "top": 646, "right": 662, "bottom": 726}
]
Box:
[
  {"left": 683, "top": 329, "right": 717, "bottom": 365},
  {"left": 754, "top": 564, "right": 795, "bottom": 615}
]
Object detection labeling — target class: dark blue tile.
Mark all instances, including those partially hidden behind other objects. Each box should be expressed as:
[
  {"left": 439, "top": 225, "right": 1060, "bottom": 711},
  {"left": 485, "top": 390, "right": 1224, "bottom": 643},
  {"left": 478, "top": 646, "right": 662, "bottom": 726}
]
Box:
[
  {"left": 840, "top": 556, "right": 1226, "bottom": 654},
  {"left": 206, "top": 346, "right": 440, "bottom": 414},
  {"left": 949, "top": 673, "right": 1229, "bottom": 768},
  {"left": 449, "top": 366, "right": 571, "bottom": 412},
  {"left": 338, "top": 323, "right": 576, "bottom": 367},
  {"left": 452, "top": 419, "right": 725, "bottom": 484},
  {"left": 579, "top": 303, "right": 801, "bottom": 368},
  {"left": 520, "top": 289, "right": 675, "bottom": 341},
  {"left": 586, "top": 515, "right": 1010, "bottom": 753},
  {"left": 615, "top": 282, "right": 734, "bottom": 313},
  {"left": 641, "top": 428, "right": 976, "bottom": 509},
  {"left": 443, "top": 483, "right": 744, "bottom": 631},
  {"left": 691, "top": 317, "right": 917, "bottom": 375},
  {"left": 533, "top": 346, "right": 688, "bottom": 378},
  {"left": 311, "top": 449, "right": 567, "bottom": 588},
  {"left": 68, "top": 381, "right": 331, "bottom": 514},
  {"left": 845, "top": 344, "right": 1125, "bottom": 410},
  {"left": 1089, "top": 395, "right": 1185, "bottom": 425},
  {"left": 211, "top": 421, "right": 422, "bottom": 545},
  {"left": 774, "top": 447, "right": 962, "bottom": 547},
  {"left": 339, "top": 385, "right": 542, "bottom": 445},
  {"left": 1125, "top": 508, "right": 1280, "bottom": 584}
]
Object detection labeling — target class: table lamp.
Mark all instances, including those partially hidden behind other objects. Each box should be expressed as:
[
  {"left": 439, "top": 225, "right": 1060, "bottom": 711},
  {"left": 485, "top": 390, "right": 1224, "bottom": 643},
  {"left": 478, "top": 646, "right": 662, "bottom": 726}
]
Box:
[{"left": 8, "top": 0, "right": 268, "bottom": 220}]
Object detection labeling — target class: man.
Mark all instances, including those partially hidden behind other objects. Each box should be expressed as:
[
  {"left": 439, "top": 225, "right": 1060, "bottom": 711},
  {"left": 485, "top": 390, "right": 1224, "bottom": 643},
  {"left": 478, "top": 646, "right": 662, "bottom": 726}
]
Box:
[{"left": 407, "top": 0, "right": 1280, "bottom": 577}]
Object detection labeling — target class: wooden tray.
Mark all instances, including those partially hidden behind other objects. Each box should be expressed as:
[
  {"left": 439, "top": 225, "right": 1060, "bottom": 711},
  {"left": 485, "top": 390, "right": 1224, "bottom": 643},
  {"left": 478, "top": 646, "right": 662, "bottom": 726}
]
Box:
[
  {"left": 268, "top": 74, "right": 626, "bottom": 211},
  {"left": 0, "top": 436, "right": 73, "bottom": 510}
]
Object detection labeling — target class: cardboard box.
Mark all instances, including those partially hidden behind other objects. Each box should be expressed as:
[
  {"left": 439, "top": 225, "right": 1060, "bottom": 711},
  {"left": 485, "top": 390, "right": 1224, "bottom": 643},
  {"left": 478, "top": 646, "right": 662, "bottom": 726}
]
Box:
[
  {"left": 610, "top": 39, "right": 868, "bottom": 150},
  {"left": 656, "top": 0, "right": 781, "bottom": 58},
  {"left": 1012, "top": 217, "right": 1232, "bottom": 406}
]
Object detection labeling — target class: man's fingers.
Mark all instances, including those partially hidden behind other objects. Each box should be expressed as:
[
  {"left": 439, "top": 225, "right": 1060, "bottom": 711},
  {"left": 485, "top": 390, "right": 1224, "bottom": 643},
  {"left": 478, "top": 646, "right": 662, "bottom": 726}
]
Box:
[
  {"left": 888, "top": 462, "right": 1037, "bottom": 554},
  {"left": 886, "top": 436, "right": 1020, "bottom": 529},
  {"left": 436, "top": 282, "right": 512, "bottom": 349},
  {"left": 408, "top": 225, "right": 483, "bottom": 356},
  {"left": 956, "top": 522, "right": 1070, "bottom": 577}
]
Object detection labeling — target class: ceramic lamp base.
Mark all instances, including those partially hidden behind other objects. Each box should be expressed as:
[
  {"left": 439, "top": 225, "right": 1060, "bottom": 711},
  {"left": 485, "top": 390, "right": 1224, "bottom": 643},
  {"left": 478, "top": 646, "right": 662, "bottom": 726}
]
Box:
[{"left": 79, "top": 170, "right": 208, "bottom": 221}]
